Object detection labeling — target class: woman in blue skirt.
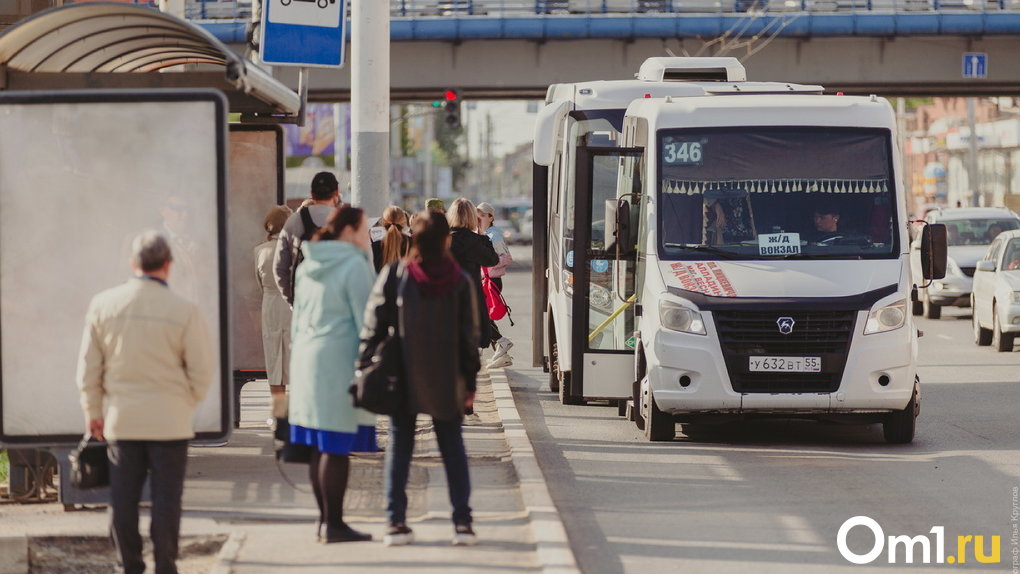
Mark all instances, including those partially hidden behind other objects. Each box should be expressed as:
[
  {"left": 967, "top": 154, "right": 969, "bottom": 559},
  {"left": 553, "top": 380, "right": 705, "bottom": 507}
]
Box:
[{"left": 288, "top": 205, "right": 377, "bottom": 543}]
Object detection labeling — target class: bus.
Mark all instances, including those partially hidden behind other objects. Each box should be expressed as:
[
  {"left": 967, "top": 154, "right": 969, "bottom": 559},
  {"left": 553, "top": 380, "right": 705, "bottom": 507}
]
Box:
[{"left": 532, "top": 58, "right": 947, "bottom": 442}]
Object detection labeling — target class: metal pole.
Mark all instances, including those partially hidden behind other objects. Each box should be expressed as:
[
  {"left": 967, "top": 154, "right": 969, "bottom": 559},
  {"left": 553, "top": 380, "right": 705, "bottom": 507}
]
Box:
[
  {"left": 967, "top": 97, "right": 980, "bottom": 207},
  {"left": 158, "top": 0, "right": 185, "bottom": 18},
  {"left": 351, "top": 0, "right": 390, "bottom": 218},
  {"left": 423, "top": 111, "right": 434, "bottom": 200}
]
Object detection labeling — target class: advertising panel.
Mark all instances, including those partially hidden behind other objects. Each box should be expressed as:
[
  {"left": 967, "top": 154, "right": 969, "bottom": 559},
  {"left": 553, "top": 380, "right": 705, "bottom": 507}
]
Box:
[{"left": 0, "top": 90, "right": 229, "bottom": 444}]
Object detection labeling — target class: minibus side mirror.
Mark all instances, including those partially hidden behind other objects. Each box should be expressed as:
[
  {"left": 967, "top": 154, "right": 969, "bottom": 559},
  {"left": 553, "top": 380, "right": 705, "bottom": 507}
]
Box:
[
  {"left": 605, "top": 199, "right": 633, "bottom": 260},
  {"left": 921, "top": 223, "right": 948, "bottom": 280}
]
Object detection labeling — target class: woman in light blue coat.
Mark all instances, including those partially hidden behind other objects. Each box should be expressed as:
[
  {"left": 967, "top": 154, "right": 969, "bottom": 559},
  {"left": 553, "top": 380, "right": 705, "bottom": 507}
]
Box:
[{"left": 288, "top": 205, "right": 377, "bottom": 544}]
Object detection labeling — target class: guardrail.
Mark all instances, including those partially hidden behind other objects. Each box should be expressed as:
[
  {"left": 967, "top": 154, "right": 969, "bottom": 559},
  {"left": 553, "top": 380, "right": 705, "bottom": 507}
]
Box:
[{"left": 185, "top": 0, "right": 1018, "bottom": 20}]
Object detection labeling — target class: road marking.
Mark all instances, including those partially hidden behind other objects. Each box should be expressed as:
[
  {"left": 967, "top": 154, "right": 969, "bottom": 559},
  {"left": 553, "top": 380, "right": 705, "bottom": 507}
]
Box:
[
  {"left": 777, "top": 514, "right": 824, "bottom": 545},
  {"left": 606, "top": 535, "right": 828, "bottom": 553}
]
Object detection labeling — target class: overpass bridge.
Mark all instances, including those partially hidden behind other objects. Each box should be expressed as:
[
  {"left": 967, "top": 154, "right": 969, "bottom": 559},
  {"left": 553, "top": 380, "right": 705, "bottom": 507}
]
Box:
[{"left": 131, "top": 1, "right": 1020, "bottom": 98}]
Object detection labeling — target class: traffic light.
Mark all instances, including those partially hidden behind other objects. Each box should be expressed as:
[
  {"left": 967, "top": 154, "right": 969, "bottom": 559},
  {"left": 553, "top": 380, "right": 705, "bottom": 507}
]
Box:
[{"left": 443, "top": 89, "right": 461, "bottom": 129}]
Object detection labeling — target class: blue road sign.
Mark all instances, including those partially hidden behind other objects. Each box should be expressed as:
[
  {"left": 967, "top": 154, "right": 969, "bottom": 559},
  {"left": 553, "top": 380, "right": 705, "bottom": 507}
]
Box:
[
  {"left": 962, "top": 53, "right": 987, "bottom": 79},
  {"left": 260, "top": 0, "right": 346, "bottom": 68}
]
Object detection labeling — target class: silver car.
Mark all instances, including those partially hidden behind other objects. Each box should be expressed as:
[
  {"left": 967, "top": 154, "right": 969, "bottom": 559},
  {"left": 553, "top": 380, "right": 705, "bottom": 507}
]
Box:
[
  {"left": 971, "top": 229, "right": 1020, "bottom": 351},
  {"left": 911, "top": 207, "right": 1020, "bottom": 319}
]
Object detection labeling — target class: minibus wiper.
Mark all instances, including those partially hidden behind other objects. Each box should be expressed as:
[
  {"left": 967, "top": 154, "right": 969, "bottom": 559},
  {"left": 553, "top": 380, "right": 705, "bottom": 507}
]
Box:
[
  {"left": 663, "top": 243, "right": 744, "bottom": 259},
  {"left": 780, "top": 253, "right": 863, "bottom": 260}
]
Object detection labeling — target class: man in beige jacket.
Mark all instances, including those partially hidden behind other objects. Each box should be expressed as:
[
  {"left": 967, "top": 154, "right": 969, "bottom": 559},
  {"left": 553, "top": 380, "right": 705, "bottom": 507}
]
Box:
[{"left": 77, "top": 230, "right": 214, "bottom": 574}]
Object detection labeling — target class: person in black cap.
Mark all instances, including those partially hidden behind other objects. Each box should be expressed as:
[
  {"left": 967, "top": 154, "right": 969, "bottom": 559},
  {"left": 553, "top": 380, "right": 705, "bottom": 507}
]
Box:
[
  {"left": 808, "top": 201, "right": 843, "bottom": 243},
  {"left": 273, "top": 171, "right": 341, "bottom": 305}
]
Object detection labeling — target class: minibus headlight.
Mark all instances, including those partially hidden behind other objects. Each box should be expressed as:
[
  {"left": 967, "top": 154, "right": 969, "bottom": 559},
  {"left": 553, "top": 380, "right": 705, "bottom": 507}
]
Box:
[
  {"left": 659, "top": 301, "right": 706, "bottom": 335},
  {"left": 865, "top": 299, "right": 907, "bottom": 335},
  {"left": 1013, "top": 291, "right": 1020, "bottom": 304}
]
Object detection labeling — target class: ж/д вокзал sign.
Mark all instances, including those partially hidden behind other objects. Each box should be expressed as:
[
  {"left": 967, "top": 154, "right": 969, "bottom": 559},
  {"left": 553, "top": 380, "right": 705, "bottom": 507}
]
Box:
[{"left": 260, "top": 0, "right": 346, "bottom": 68}]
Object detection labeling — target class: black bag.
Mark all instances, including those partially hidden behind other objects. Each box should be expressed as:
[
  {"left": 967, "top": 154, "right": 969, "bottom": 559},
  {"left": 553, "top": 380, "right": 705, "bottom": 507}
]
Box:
[
  {"left": 69, "top": 433, "right": 109, "bottom": 489},
  {"left": 350, "top": 329, "right": 406, "bottom": 415},
  {"left": 286, "top": 207, "right": 319, "bottom": 305},
  {"left": 274, "top": 416, "right": 313, "bottom": 464},
  {"left": 350, "top": 265, "right": 407, "bottom": 415}
]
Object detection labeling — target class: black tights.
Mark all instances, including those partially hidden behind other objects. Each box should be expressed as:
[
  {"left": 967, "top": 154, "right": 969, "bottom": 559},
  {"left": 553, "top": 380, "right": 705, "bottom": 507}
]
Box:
[{"left": 309, "top": 450, "right": 351, "bottom": 528}]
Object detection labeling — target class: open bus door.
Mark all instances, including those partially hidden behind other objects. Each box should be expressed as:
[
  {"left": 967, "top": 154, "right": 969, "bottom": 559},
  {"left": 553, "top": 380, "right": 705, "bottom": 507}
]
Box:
[
  {"left": 532, "top": 162, "right": 549, "bottom": 369},
  {"left": 565, "top": 147, "right": 644, "bottom": 402}
]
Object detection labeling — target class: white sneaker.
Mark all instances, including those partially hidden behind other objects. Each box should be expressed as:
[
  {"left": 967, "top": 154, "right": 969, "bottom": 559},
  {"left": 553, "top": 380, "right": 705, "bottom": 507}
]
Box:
[
  {"left": 383, "top": 524, "right": 414, "bottom": 547},
  {"left": 452, "top": 523, "right": 478, "bottom": 546},
  {"left": 487, "top": 354, "right": 513, "bottom": 369},
  {"left": 491, "top": 338, "right": 514, "bottom": 360}
]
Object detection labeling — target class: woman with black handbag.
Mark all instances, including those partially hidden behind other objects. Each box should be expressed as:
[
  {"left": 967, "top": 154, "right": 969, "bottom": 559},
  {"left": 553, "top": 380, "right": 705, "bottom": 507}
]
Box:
[
  {"left": 359, "top": 211, "right": 481, "bottom": 547},
  {"left": 288, "top": 205, "right": 378, "bottom": 544}
]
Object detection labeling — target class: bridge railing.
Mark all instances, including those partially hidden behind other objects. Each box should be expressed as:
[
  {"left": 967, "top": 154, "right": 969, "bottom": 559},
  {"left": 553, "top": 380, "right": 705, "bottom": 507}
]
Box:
[
  {"left": 180, "top": 0, "right": 1019, "bottom": 21},
  {"left": 389, "top": 0, "right": 1019, "bottom": 13}
]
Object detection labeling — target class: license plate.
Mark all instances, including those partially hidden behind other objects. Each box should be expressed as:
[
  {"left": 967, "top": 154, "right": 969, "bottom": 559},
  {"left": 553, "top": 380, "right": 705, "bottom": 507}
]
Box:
[{"left": 748, "top": 356, "right": 821, "bottom": 373}]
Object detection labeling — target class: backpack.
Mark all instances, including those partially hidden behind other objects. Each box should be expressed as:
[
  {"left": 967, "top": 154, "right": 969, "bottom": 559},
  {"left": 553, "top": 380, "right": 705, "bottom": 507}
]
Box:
[
  {"left": 481, "top": 267, "right": 513, "bottom": 326},
  {"left": 287, "top": 207, "right": 318, "bottom": 304}
]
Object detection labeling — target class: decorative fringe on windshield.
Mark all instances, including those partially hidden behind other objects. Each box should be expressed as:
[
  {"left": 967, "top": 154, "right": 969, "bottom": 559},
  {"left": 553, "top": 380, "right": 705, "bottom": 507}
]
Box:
[{"left": 662, "top": 178, "right": 889, "bottom": 196}]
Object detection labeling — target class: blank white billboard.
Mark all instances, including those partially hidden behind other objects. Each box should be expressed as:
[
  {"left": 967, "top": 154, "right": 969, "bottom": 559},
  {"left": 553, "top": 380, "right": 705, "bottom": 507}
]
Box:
[{"left": 0, "top": 90, "right": 229, "bottom": 444}]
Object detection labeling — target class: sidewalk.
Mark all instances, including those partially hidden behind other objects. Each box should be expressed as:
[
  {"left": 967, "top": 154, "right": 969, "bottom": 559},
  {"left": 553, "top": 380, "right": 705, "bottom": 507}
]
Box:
[{"left": 0, "top": 369, "right": 578, "bottom": 573}]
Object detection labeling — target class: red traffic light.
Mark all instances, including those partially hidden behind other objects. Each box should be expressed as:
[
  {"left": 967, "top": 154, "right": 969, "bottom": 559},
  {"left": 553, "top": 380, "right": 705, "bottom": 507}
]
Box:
[{"left": 444, "top": 90, "right": 459, "bottom": 102}]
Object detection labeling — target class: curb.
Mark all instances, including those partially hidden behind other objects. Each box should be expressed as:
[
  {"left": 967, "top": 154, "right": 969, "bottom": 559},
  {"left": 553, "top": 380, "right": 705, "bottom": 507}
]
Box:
[
  {"left": 209, "top": 530, "right": 245, "bottom": 574},
  {"left": 488, "top": 368, "right": 581, "bottom": 574},
  {"left": 0, "top": 535, "right": 28, "bottom": 574}
]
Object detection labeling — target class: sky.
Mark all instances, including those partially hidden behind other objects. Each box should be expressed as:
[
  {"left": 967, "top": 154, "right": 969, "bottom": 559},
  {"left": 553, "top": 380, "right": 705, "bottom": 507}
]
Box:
[{"left": 463, "top": 100, "right": 542, "bottom": 159}]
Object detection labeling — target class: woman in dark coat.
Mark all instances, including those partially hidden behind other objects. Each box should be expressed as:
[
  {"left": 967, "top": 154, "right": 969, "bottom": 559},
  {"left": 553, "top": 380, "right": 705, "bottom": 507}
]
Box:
[
  {"left": 446, "top": 198, "right": 499, "bottom": 347},
  {"left": 359, "top": 211, "right": 482, "bottom": 547}
]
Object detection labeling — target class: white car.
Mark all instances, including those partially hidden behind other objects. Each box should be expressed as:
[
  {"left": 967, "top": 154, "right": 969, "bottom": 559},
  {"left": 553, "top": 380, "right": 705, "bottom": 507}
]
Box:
[
  {"left": 971, "top": 229, "right": 1020, "bottom": 351},
  {"left": 911, "top": 207, "right": 1020, "bottom": 319}
]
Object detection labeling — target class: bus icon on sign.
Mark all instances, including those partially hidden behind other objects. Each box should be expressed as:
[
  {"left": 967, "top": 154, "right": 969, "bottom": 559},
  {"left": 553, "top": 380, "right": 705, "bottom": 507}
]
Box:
[{"left": 282, "top": 0, "right": 334, "bottom": 7}]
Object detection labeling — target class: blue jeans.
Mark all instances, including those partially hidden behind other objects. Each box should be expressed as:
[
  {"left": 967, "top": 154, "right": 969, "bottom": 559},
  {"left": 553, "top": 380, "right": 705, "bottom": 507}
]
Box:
[
  {"left": 108, "top": 440, "right": 189, "bottom": 574},
  {"left": 385, "top": 414, "right": 472, "bottom": 525}
]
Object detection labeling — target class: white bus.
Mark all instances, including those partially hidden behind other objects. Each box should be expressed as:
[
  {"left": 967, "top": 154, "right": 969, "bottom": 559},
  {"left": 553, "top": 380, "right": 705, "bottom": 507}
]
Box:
[{"left": 533, "top": 59, "right": 947, "bottom": 442}]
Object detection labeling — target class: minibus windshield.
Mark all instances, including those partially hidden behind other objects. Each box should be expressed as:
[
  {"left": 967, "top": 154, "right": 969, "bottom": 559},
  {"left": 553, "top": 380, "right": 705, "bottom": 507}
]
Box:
[{"left": 657, "top": 127, "right": 898, "bottom": 260}]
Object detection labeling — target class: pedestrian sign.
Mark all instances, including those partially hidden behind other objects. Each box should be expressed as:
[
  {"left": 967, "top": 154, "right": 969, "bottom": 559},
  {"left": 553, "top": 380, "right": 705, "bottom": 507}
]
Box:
[
  {"left": 962, "top": 53, "right": 987, "bottom": 79},
  {"left": 260, "top": 0, "right": 346, "bottom": 68}
]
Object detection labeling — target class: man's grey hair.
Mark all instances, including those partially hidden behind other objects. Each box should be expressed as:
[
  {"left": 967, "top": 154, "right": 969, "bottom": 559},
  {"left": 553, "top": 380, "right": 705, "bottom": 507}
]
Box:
[{"left": 131, "top": 230, "right": 173, "bottom": 272}]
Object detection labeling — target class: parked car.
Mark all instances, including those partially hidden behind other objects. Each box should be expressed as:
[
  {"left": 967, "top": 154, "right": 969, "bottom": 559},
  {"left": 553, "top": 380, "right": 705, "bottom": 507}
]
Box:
[
  {"left": 911, "top": 207, "right": 1020, "bottom": 319},
  {"left": 494, "top": 219, "right": 519, "bottom": 245},
  {"left": 971, "top": 229, "right": 1020, "bottom": 351},
  {"left": 516, "top": 209, "right": 534, "bottom": 245}
]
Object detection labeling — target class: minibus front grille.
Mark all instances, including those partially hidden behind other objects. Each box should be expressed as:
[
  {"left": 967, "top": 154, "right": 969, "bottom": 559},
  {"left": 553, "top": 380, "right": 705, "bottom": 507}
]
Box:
[{"left": 712, "top": 310, "right": 856, "bottom": 393}]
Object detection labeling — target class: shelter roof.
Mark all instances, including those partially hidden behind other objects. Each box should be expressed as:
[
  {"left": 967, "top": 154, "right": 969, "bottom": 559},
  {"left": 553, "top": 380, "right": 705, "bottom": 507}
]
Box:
[{"left": 0, "top": 3, "right": 299, "bottom": 121}]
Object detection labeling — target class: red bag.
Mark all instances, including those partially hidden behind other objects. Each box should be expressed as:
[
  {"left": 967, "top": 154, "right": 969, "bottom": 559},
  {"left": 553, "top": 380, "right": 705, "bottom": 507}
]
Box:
[{"left": 481, "top": 268, "right": 512, "bottom": 323}]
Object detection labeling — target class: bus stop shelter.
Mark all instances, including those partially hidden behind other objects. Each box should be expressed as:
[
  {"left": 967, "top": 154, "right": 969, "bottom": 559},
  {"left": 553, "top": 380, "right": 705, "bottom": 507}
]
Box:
[{"left": 0, "top": 2, "right": 300, "bottom": 122}]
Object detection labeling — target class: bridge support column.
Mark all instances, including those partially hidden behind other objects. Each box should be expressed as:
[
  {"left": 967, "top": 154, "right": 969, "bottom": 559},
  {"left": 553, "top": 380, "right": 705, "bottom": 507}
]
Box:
[{"left": 351, "top": 0, "right": 390, "bottom": 219}]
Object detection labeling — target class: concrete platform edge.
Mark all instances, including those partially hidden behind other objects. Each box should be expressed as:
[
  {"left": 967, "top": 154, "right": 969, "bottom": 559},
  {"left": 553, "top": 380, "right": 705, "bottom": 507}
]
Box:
[
  {"left": 489, "top": 368, "right": 581, "bottom": 574},
  {"left": 209, "top": 530, "right": 245, "bottom": 574},
  {"left": 0, "top": 534, "right": 28, "bottom": 574}
]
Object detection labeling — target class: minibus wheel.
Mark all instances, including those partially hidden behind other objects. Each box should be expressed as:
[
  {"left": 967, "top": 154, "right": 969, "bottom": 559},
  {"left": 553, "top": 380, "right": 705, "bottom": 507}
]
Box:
[
  {"left": 882, "top": 381, "right": 919, "bottom": 444},
  {"left": 633, "top": 348, "right": 646, "bottom": 430},
  {"left": 922, "top": 291, "right": 941, "bottom": 319},
  {"left": 548, "top": 320, "right": 560, "bottom": 393},
  {"left": 551, "top": 339, "right": 584, "bottom": 406},
  {"left": 645, "top": 395, "right": 675, "bottom": 442}
]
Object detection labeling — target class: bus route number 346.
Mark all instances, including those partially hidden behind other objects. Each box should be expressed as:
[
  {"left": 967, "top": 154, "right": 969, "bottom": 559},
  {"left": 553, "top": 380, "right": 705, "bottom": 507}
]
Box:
[{"left": 663, "top": 140, "right": 704, "bottom": 166}]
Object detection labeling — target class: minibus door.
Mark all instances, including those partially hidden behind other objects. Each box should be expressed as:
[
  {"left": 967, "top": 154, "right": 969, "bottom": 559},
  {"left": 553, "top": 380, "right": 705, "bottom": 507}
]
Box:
[{"left": 568, "top": 147, "right": 643, "bottom": 401}]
